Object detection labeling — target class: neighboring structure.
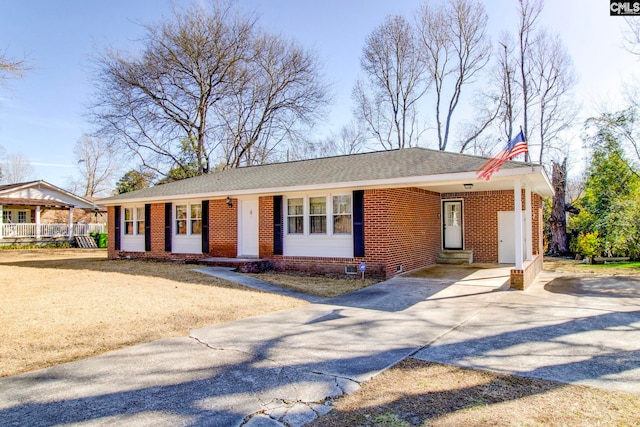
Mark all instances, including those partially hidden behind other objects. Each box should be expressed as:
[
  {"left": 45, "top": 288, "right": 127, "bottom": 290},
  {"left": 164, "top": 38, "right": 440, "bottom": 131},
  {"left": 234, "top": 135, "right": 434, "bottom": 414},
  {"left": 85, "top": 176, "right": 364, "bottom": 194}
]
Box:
[
  {"left": 100, "top": 148, "right": 554, "bottom": 289},
  {"left": 0, "top": 180, "right": 104, "bottom": 245}
]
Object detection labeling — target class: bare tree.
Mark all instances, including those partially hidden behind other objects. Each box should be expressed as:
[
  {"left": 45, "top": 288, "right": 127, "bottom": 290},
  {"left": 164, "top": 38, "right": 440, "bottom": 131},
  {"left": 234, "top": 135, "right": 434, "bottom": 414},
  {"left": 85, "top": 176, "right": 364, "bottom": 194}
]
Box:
[
  {"left": 530, "top": 30, "right": 577, "bottom": 164},
  {"left": 72, "top": 134, "right": 120, "bottom": 197},
  {"left": 624, "top": 17, "right": 640, "bottom": 56},
  {"left": 0, "top": 51, "right": 28, "bottom": 82},
  {"left": 2, "top": 153, "right": 33, "bottom": 184},
  {"left": 516, "top": 0, "right": 544, "bottom": 161},
  {"left": 217, "top": 32, "right": 329, "bottom": 168},
  {"left": 416, "top": 0, "right": 491, "bottom": 151},
  {"left": 92, "top": 2, "right": 327, "bottom": 179},
  {"left": 548, "top": 158, "right": 569, "bottom": 254},
  {"left": 354, "top": 14, "right": 427, "bottom": 150}
]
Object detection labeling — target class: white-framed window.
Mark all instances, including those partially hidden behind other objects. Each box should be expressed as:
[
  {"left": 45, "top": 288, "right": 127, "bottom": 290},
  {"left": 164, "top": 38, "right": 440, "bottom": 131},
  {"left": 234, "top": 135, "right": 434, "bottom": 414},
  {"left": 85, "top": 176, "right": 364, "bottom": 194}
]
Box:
[
  {"left": 3, "top": 210, "right": 12, "bottom": 223},
  {"left": 136, "top": 207, "right": 145, "bottom": 234},
  {"left": 124, "top": 207, "right": 135, "bottom": 235},
  {"left": 309, "top": 197, "right": 326, "bottom": 234},
  {"left": 191, "top": 204, "right": 202, "bottom": 234},
  {"left": 124, "top": 207, "right": 144, "bottom": 235},
  {"left": 176, "top": 203, "right": 202, "bottom": 235},
  {"left": 333, "top": 195, "right": 352, "bottom": 234},
  {"left": 287, "top": 198, "right": 304, "bottom": 234}
]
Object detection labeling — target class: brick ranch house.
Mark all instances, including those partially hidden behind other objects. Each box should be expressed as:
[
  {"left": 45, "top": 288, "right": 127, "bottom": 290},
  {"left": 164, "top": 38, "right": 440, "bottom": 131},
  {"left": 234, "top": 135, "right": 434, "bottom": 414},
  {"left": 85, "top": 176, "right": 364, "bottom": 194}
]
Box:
[{"left": 100, "top": 148, "right": 554, "bottom": 289}]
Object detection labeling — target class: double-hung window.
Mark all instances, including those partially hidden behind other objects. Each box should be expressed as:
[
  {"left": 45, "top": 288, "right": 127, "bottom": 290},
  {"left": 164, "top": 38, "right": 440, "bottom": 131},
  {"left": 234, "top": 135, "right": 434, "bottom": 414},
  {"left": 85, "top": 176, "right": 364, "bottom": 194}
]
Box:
[
  {"left": 124, "top": 207, "right": 135, "bottom": 235},
  {"left": 287, "top": 198, "right": 304, "bottom": 234},
  {"left": 309, "top": 197, "right": 326, "bottom": 234},
  {"left": 124, "top": 207, "right": 144, "bottom": 235},
  {"left": 332, "top": 195, "right": 352, "bottom": 234},
  {"left": 191, "top": 204, "right": 202, "bottom": 234},
  {"left": 176, "top": 203, "right": 202, "bottom": 235},
  {"left": 136, "top": 207, "right": 145, "bottom": 234}
]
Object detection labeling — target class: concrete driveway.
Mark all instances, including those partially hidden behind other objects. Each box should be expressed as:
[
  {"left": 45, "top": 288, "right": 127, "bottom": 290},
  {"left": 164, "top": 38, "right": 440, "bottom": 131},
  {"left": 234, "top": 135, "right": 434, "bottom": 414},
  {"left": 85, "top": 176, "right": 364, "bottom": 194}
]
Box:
[{"left": 1, "top": 266, "right": 639, "bottom": 426}]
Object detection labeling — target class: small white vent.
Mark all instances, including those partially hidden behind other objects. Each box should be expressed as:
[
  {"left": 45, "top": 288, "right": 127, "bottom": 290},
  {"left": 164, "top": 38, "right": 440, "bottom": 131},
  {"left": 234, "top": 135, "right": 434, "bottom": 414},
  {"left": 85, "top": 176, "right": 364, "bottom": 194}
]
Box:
[{"left": 396, "top": 264, "right": 403, "bottom": 273}]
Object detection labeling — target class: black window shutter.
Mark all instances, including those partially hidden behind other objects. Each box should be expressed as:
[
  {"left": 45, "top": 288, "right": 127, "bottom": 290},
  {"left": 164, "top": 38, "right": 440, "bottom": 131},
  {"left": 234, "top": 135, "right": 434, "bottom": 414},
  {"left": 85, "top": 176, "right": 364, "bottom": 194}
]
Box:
[
  {"left": 353, "top": 190, "right": 365, "bottom": 257},
  {"left": 164, "top": 202, "right": 172, "bottom": 252},
  {"left": 201, "top": 200, "right": 210, "bottom": 254},
  {"left": 273, "top": 195, "right": 283, "bottom": 255},
  {"left": 144, "top": 204, "right": 151, "bottom": 252},
  {"left": 114, "top": 205, "right": 121, "bottom": 251}
]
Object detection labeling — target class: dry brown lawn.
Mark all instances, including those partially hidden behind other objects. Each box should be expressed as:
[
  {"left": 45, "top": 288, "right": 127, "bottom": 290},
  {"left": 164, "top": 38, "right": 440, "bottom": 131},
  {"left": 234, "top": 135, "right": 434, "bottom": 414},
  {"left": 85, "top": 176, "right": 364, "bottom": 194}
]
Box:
[
  {"left": 0, "top": 249, "right": 305, "bottom": 378},
  {"left": 311, "top": 359, "right": 640, "bottom": 426},
  {"left": 4, "top": 251, "right": 640, "bottom": 426},
  {"left": 247, "top": 271, "right": 379, "bottom": 297}
]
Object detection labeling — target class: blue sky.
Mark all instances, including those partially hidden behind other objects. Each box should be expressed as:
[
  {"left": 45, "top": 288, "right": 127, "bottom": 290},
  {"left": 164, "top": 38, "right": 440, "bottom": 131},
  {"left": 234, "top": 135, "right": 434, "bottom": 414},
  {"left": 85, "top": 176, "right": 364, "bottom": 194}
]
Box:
[{"left": 0, "top": 0, "right": 637, "bottom": 189}]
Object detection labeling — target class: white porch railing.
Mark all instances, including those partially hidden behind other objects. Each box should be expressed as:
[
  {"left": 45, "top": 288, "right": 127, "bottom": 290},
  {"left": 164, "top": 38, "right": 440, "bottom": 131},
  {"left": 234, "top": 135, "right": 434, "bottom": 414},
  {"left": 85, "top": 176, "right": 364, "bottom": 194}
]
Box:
[{"left": 1, "top": 223, "right": 106, "bottom": 238}]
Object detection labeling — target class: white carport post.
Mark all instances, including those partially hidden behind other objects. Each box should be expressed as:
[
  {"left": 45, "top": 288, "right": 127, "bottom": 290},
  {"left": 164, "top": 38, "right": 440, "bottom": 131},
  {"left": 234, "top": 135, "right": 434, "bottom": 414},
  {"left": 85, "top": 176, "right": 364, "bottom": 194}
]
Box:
[
  {"left": 35, "top": 206, "right": 41, "bottom": 239},
  {"left": 525, "top": 185, "right": 533, "bottom": 261},
  {"left": 514, "top": 179, "right": 524, "bottom": 270},
  {"left": 68, "top": 206, "right": 74, "bottom": 240}
]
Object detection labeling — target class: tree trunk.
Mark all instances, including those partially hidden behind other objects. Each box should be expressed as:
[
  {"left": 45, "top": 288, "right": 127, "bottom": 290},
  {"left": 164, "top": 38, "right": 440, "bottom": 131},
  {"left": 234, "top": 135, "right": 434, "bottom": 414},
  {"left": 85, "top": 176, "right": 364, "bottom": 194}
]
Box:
[{"left": 549, "top": 158, "right": 569, "bottom": 254}]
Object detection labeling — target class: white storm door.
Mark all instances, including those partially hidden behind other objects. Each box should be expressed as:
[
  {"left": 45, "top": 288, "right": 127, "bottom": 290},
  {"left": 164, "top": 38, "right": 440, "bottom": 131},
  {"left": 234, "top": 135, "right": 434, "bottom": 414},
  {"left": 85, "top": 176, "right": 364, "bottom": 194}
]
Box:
[
  {"left": 498, "top": 211, "right": 526, "bottom": 264},
  {"left": 443, "top": 201, "right": 463, "bottom": 249},
  {"left": 238, "top": 198, "right": 259, "bottom": 257}
]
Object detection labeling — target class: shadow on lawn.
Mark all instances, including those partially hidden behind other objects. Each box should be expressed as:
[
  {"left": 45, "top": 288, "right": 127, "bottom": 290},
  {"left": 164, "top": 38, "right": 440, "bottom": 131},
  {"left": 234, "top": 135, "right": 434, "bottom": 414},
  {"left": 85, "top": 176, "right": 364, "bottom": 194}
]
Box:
[{"left": 2, "top": 297, "right": 639, "bottom": 425}]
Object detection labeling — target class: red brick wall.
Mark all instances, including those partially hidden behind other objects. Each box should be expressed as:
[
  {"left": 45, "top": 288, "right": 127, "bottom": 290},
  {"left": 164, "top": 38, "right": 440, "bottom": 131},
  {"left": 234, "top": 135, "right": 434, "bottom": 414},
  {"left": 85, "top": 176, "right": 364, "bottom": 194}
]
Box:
[
  {"left": 107, "top": 205, "right": 117, "bottom": 259},
  {"left": 149, "top": 203, "right": 166, "bottom": 255},
  {"left": 364, "top": 188, "right": 441, "bottom": 277},
  {"left": 259, "top": 196, "right": 274, "bottom": 258},
  {"left": 442, "top": 191, "right": 544, "bottom": 263},
  {"left": 209, "top": 199, "right": 237, "bottom": 257}
]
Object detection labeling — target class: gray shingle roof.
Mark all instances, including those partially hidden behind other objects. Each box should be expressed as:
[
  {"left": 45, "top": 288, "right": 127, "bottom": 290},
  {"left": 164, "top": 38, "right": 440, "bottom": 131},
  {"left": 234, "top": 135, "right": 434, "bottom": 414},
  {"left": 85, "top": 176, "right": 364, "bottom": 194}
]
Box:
[{"left": 101, "top": 147, "right": 527, "bottom": 203}]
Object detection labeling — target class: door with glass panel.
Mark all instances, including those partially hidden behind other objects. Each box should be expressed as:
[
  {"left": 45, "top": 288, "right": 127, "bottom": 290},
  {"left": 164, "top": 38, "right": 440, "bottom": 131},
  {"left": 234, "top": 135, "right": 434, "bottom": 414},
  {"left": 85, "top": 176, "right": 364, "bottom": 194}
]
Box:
[{"left": 443, "top": 201, "right": 463, "bottom": 249}]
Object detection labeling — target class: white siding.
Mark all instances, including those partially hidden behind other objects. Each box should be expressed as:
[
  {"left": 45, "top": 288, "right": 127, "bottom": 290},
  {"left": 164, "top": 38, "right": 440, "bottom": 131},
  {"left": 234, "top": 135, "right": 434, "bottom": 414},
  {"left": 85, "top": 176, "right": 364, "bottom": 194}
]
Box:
[
  {"left": 121, "top": 235, "right": 144, "bottom": 252},
  {"left": 173, "top": 236, "right": 201, "bottom": 254},
  {"left": 284, "top": 234, "right": 352, "bottom": 258}
]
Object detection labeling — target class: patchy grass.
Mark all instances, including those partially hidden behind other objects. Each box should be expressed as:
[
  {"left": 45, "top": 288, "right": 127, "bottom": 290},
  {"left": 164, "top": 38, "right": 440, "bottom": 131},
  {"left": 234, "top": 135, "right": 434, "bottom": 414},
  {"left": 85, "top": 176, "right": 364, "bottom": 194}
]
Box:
[
  {"left": 311, "top": 359, "right": 640, "bottom": 427},
  {"left": 0, "top": 249, "right": 305, "bottom": 378},
  {"left": 246, "top": 271, "right": 379, "bottom": 297},
  {"left": 544, "top": 256, "right": 640, "bottom": 276}
]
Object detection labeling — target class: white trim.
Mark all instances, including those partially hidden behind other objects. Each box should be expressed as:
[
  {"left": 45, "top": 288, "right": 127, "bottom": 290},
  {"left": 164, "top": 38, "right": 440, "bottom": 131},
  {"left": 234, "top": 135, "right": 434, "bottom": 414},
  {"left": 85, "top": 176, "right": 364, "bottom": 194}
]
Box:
[
  {"left": 525, "top": 187, "right": 533, "bottom": 261},
  {"left": 514, "top": 180, "right": 524, "bottom": 270},
  {"left": 442, "top": 199, "right": 464, "bottom": 250}
]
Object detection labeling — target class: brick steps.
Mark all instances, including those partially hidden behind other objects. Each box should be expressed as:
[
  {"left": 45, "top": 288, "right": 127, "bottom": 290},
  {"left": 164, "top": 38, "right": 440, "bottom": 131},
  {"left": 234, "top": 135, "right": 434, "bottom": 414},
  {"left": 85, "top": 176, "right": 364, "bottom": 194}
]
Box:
[{"left": 437, "top": 250, "right": 473, "bottom": 265}]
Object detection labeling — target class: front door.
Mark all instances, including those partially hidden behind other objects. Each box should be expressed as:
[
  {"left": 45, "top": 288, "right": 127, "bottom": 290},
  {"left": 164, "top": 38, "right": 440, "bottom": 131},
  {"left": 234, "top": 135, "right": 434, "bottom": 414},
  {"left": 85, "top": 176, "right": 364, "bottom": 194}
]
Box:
[
  {"left": 238, "top": 198, "right": 259, "bottom": 257},
  {"left": 443, "top": 201, "right": 463, "bottom": 249}
]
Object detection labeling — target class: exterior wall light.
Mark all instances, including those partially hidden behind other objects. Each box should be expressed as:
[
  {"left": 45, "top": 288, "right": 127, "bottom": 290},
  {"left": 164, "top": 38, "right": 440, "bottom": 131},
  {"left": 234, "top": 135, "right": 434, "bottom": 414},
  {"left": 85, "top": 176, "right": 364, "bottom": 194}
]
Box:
[
  {"left": 463, "top": 183, "right": 473, "bottom": 190},
  {"left": 226, "top": 196, "right": 233, "bottom": 208}
]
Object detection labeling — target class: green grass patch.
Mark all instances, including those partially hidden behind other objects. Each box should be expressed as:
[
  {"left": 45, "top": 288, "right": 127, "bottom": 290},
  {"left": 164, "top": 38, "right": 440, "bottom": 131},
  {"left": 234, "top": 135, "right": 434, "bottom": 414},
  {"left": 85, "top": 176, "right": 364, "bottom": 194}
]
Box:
[{"left": 0, "top": 242, "right": 73, "bottom": 250}]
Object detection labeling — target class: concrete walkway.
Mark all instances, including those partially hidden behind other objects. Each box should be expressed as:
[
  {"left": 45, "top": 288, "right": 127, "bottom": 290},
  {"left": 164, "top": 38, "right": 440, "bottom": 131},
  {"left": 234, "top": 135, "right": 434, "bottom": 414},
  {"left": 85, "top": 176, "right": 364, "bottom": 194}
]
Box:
[{"left": 1, "top": 267, "right": 639, "bottom": 426}]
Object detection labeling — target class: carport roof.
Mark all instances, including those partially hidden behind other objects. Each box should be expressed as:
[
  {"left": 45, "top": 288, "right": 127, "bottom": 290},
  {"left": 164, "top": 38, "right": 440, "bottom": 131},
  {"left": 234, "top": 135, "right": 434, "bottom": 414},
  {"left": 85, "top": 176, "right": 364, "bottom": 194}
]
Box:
[{"left": 100, "top": 147, "right": 553, "bottom": 204}]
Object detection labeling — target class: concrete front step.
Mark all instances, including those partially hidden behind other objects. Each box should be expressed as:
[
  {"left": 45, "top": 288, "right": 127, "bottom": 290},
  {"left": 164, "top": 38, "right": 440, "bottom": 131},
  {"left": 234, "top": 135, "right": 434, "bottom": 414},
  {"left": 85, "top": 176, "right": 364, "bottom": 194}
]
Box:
[{"left": 437, "top": 250, "right": 473, "bottom": 265}]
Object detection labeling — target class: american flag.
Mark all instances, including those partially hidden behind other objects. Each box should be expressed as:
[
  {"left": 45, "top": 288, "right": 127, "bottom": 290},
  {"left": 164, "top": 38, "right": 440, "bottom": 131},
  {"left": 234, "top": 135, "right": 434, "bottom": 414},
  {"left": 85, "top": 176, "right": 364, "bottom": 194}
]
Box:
[{"left": 476, "top": 130, "right": 528, "bottom": 181}]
